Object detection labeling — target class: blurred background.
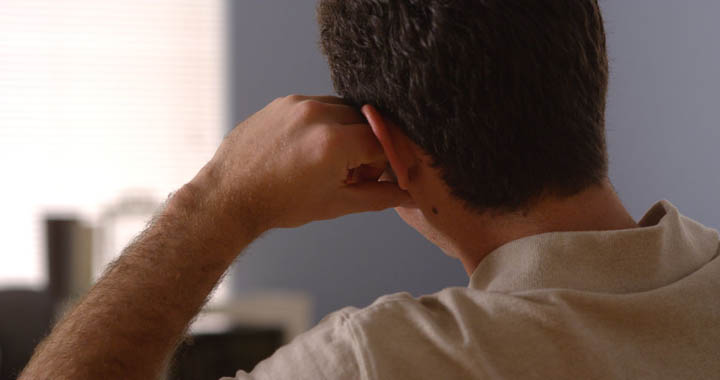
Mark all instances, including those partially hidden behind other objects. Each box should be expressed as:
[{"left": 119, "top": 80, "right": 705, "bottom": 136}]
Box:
[{"left": 1, "top": 0, "right": 718, "bottom": 379}]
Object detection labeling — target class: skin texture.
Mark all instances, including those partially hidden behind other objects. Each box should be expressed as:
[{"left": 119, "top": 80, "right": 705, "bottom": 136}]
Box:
[{"left": 19, "top": 96, "right": 637, "bottom": 379}]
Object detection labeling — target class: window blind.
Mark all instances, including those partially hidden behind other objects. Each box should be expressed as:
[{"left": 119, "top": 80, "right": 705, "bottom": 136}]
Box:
[{"left": 0, "top": 0, "right": 225, "bottom": 288}]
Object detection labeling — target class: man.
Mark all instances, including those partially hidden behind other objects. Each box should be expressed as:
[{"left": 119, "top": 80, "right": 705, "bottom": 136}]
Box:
[{"left": 21, "top": 0, "right": 720, "bottom": 379}]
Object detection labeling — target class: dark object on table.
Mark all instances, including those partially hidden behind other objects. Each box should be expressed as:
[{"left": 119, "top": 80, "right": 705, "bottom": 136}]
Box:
[
  {"left": 0, "top": 217, "right": 81, "bottom": 380},
  {"left": 168, "top": 326, "right": 283, "bottom": 380},
  {"left": 46, "top": 218, "right": 77, "bottom": 311},
  {"left": 0, "top": 289, "right": 53, "bottom": 380}
]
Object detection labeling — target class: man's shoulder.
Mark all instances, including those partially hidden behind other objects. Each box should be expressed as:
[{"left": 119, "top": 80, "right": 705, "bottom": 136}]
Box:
[
  {"left": 331, "top": 287, "right": 503, "bottom": 338},
  {"left": 314, "top": 287, "right": 520, "bottom": 379}
]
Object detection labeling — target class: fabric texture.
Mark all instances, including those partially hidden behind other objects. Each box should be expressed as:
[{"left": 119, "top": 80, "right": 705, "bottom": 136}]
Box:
[{"left": 223, "top": 200, "right": 720, "bottom": 379}]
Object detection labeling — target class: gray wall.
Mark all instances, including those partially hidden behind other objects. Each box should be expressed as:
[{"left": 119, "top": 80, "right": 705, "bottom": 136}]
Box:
[
  {"left": 227, "top": 1, "right": 720, "bottom": 323},
  {"left": 601, "top": 0, "right": 720, "bottom": 228}
]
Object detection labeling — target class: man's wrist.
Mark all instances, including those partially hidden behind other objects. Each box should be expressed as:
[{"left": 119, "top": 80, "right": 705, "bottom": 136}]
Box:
[{"left": 166, "top": 166, "right": 267, "bottom": 254}]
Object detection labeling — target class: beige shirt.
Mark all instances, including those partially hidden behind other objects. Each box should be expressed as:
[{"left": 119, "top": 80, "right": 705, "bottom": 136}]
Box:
[{"left": 225, "top": 200, "right": 720, "bottom": 379}]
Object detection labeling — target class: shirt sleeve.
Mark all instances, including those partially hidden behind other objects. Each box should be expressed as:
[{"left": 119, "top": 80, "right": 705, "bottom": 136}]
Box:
[{"left": 220, "top": 307, "right": 365, "bottom": 380}]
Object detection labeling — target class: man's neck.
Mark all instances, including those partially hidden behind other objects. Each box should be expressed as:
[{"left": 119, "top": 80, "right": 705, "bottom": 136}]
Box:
[{"left": 449, "top": 180, "right": 638, "bottom": 275}]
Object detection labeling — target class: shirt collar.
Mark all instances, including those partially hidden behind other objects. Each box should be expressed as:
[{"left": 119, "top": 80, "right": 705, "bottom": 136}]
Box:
[{"left": 468, "top": 200, "right": 719, "bottom": 293}]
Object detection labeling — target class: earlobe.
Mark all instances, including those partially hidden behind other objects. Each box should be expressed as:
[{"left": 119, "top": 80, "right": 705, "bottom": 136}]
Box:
[{"left": 361, "top": 105, "right": 412, "bottom": 190}]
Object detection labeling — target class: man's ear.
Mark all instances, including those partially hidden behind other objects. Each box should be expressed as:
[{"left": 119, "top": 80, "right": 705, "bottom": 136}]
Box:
[{"left": 361, "top": 105, "right": 414, "bottom": 191}]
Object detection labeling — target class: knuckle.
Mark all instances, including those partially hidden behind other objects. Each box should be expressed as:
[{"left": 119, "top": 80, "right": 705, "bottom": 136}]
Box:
[
  {"left": 293, "top": 99, "right": 323, "bottom": 123},
  {"left": 284, "top": 94, "right": 305, "bottom": 103}
]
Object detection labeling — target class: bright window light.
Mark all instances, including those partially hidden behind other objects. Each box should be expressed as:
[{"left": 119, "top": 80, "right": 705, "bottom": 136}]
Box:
[{"left": 0, "top": 0, "right": 225, "bottom": 289}]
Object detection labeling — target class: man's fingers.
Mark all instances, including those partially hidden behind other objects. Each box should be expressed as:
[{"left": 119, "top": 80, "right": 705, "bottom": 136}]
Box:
[
  {"left": 337, "top": 123, "right": 387, "bottom": 167},
  {"left": 343, "top": 181, "right": 411, "bottom": 213},
  {"left": 286, "top": 94, "right": 348, "bottom": 105},
  {"left": 286, "top": 94, "right": 365, "bottom": 124},
  {"left": 304, "top": 95, "right": 349, "bottom": 105},
  {"left": 317, "top": 103, "right": 366, "bottom": 125},
  {"left": 344, "top": 163, "right": 386, "bottom": 185}
]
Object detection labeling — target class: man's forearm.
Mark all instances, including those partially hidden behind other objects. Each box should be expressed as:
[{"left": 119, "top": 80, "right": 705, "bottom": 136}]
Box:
[
  {"left": 19, "top": 94, "right": 408, "bottom": 379},
  {"left": 20, "top": 175, "right": 260, "bottom": 379}
]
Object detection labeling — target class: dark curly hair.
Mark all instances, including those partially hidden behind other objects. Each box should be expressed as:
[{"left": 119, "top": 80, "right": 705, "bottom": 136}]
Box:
[{"left": 317, "top": 0, "right": 609, "bottom": 213}]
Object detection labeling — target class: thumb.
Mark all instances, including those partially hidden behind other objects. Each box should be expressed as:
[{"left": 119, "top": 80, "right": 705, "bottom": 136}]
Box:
[{"left": 343, "top": 181, "right": 411, "bottom": 213}]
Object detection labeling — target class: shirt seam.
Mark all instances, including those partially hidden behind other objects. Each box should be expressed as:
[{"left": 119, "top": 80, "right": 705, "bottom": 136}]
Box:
[{"left": 342, "top": 311, "right": 374, "bottom": 380}]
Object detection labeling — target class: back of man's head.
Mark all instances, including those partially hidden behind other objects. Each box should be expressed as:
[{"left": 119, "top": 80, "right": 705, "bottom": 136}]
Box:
[{"left": 317, "top": 0, "right": 609, "bottom": 214}]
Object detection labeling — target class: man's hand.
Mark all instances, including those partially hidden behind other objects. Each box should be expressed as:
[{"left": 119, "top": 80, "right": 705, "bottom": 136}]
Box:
[
  {"left": 19, "top": 95, "right": 408, "bottom": 380},
  {"left": 193, "top": 94, "right": 409, "bottom": 233}
]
